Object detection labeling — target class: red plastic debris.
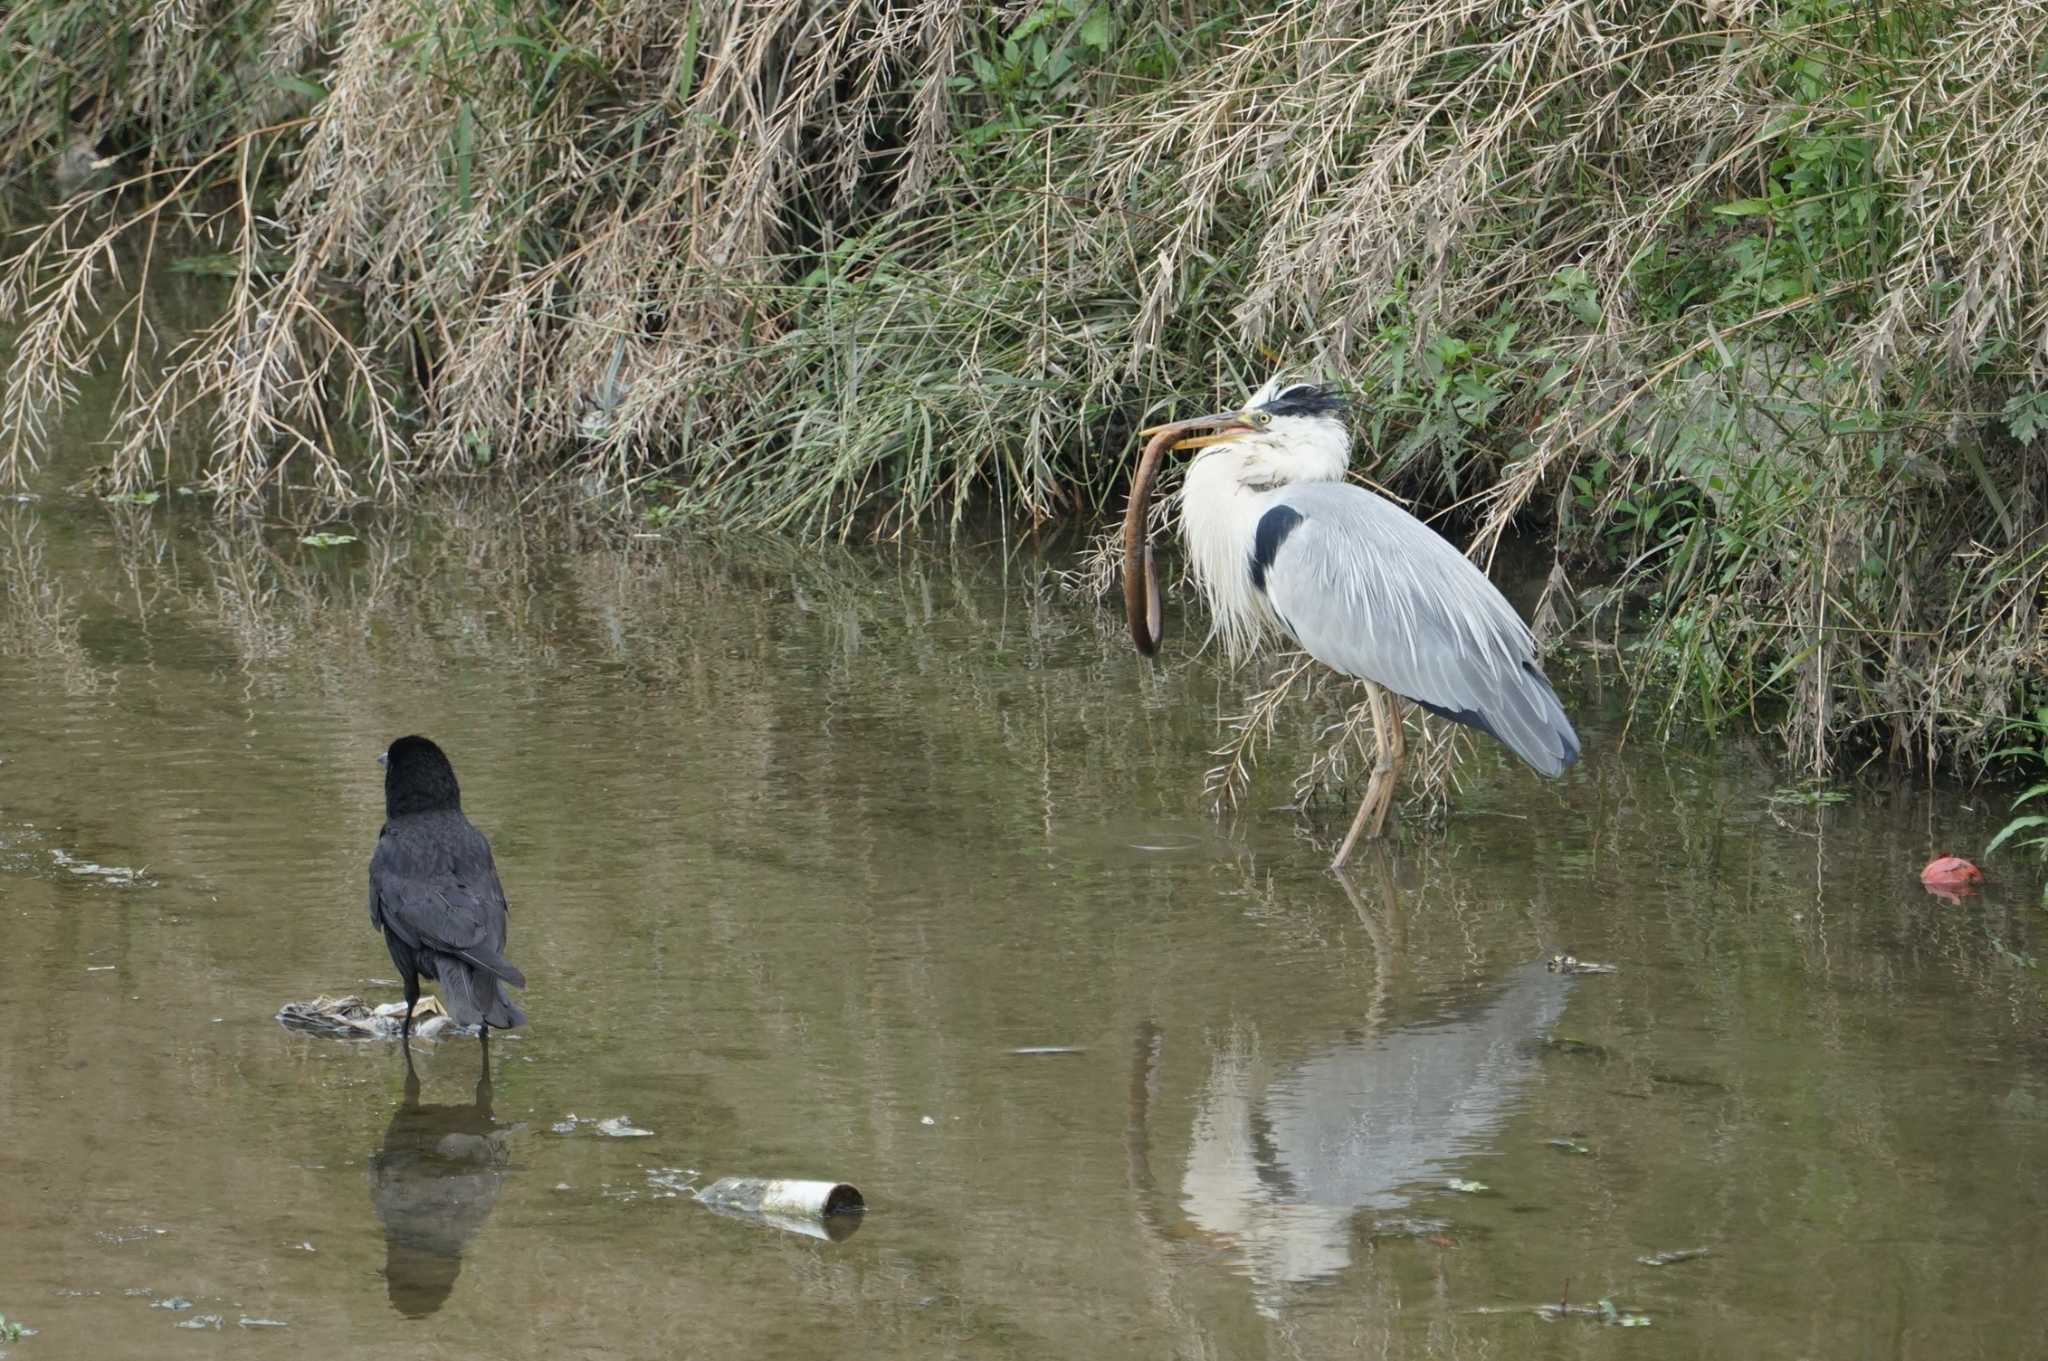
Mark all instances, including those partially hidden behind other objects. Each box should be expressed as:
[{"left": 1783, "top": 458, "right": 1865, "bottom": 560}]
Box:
[{"left": 1920, "top": 855, "right": 1983, "bottom": 901}]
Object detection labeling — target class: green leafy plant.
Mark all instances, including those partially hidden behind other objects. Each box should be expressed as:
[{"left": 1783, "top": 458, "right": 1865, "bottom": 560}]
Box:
[
  {"left": 2002, "top": 392, "right": 2048, "bottom": 445},
  {"left": 1985, "top": 707, "right": 2048, "bottom": 902},
  {"left": 952, "top": 2, "right": 1116, "bottom": 149}
]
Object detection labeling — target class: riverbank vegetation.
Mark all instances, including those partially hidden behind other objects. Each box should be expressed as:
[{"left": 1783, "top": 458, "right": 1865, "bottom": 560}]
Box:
[{"left": 0, "top": 0, "right": 2043, "bottom": 788}]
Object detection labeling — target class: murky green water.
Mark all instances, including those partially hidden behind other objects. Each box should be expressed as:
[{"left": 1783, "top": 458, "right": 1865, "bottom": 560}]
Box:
[{"left": 1, "top": 491, "right": 2043, "bottom": 1359}]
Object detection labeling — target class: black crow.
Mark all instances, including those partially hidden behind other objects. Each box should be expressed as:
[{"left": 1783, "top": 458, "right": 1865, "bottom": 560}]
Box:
[{"left": 369, "top": 735, "right": 527, "bottom": 1044}]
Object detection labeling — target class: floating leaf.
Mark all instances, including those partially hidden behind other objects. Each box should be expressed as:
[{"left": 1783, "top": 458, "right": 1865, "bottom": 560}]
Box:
[
  {"left": 1446, "top": 1178, "right": 1488, "bottom": 1194},
  {"left": 101, "top": 490, "right": 160, "bottom": 506}
]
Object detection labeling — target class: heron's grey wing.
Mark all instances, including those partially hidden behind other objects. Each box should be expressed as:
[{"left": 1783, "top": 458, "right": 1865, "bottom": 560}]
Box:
[{"left": 1258, "top": 482, "right": 1580, "bottom": 776}]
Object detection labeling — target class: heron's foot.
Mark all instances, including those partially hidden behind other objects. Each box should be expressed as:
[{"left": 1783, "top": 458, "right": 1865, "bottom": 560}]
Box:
[
  {"left": 1332, "top": 776, "right": 1398, "bottom": 868},
  {"left": 1330, "top": 682, "right": 1406, "bottom": 870}
]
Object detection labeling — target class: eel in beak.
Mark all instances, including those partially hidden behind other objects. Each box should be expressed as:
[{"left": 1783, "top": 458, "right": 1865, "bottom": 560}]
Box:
[{"left": 1119, "top": 410, "right": 1258, "bottom": 656}]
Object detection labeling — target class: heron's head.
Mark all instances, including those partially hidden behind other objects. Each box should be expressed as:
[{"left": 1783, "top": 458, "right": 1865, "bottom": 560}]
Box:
[
  {"left": 1138, "top": 380, "right": 1351, "bottom": 488},
  {"left": 1120, "top": 379, "right": 1351, "bottom": 655}
]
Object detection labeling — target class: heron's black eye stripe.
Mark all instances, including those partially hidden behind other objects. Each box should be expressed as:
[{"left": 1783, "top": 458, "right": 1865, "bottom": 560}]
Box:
[
  {"left": 1249, "top": 504, "right": 1305, "bottom": 592},
  {"left": 1260, "top": 385, "right": 1350, "bottom": 419}
]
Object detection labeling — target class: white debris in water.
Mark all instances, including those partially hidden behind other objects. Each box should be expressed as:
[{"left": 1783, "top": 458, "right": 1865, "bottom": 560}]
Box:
[
  {"left": 646, "top": 1168, "right": 698, "bottom": 1197},
  {"left": 920, "top": 1115, "right": 936, "bottom": 1126},
  {"left": 552, "top": 1112, "right": 653, "bottom": 1138},
  {"left": 97, "top": 1227, "right": 169, "bottom": 1244},
  {"left": 150, "top": 1297, "right": 192, "bottom": 1311},
  {"left": 174, "top": 1316, "right": 223, "bottom": 1330},
  {"left": 237, "top": 1317, "right": 288, "bottom": 1329},
  {"left": 48, "top": 849, "right": 150, "bottom": 885}
]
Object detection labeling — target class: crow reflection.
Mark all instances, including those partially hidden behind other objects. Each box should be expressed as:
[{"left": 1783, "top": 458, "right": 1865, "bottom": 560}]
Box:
[{"left": 369, "top": 1054, "right": 515, "bottom": 1318}]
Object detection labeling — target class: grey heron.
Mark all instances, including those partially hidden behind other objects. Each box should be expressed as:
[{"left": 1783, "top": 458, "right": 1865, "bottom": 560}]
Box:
[{"left": 1121, "top": 378, "right": 1579, "bottom": 867}]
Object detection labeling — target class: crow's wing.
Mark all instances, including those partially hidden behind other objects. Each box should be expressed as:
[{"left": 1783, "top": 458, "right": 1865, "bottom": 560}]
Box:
[{"left": 368, "top": 816, "right": 525, "bottom": 987}]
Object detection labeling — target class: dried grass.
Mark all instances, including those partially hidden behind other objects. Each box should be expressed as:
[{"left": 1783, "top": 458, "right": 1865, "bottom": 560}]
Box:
[{"left": 1, "top": 0, "right": 2043, "bottom": 775}]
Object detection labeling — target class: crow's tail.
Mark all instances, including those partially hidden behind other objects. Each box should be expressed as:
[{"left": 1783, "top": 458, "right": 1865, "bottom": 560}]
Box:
[
  {"left": 453, "top": 941, "right": 527, "bottom": 989},
  {"left": 433, "top": 954, "right": 528, "bottom": 1030}
]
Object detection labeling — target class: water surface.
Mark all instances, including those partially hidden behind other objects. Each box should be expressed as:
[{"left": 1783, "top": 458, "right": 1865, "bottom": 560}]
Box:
[{"left": 1, "top": 493, "right": 2043, "bottom": 1358}]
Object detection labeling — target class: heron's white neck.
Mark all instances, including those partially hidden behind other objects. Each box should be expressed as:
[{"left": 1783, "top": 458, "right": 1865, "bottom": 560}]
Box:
[{"left": 1175, "top": 417, "right": 1350, "bottom": 661}]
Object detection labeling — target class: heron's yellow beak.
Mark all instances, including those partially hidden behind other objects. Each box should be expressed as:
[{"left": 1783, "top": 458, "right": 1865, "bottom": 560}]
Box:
[{"left": 1136, "top": 410, "right": 1257, "bottom": 450}]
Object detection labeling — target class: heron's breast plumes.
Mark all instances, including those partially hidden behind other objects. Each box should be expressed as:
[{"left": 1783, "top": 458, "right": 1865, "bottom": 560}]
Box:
[{"left": 1180, "top": 458, "right": 1284, "bottom": 661}]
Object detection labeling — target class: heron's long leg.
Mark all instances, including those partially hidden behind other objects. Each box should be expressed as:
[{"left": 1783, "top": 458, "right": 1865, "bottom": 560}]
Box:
[
  {"left": 1385, "top": 694, "right": 1406, "bottom": 804},
  {"left": 1332, "top": 682, "right": 1404, "bottom": 868},
  {"left": 1367, "top": 696, "right": 1407, "bottom": 840}
]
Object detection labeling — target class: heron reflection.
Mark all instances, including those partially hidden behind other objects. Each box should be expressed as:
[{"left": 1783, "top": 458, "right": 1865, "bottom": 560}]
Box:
[
  {"left": 1173, "top": 960, "right": 1571, "bottom": 1313},
  {"left": 369, "top": 1053, "right": 516, "bottom": 1318}
]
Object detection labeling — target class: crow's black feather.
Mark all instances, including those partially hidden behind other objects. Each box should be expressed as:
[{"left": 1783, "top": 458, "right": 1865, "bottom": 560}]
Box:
[{"left": 367, "top": 736, "right": 527, "bottom": 1035}]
